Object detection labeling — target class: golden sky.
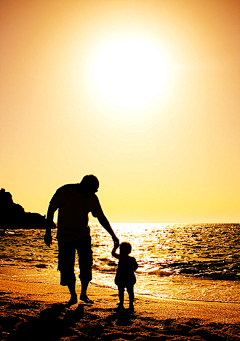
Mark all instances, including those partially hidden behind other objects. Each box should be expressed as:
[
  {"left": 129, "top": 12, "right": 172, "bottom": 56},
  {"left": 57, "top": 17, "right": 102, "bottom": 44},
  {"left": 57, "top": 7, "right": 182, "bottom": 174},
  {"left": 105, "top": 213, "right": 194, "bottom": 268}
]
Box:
[{"left": 1, "top": 0, "right": 240, "bottom": 223}]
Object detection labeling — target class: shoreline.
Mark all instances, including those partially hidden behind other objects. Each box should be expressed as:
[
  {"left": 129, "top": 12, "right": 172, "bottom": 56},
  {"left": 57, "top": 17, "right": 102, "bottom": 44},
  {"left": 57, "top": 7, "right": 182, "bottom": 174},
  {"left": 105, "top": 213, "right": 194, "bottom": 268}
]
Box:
[
  {"left": 0, "top": 265, "right": 240, "bottom": 340},
  {"left": 0, "top": 265, "right": 240, "bottom": 321}
]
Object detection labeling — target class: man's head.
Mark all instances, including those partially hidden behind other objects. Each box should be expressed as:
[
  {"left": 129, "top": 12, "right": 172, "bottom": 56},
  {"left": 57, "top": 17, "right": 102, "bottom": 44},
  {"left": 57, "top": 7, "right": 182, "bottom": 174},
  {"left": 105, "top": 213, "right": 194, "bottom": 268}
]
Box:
[{"left": 79, "top": 175, "right": 99, "bottom": 197}]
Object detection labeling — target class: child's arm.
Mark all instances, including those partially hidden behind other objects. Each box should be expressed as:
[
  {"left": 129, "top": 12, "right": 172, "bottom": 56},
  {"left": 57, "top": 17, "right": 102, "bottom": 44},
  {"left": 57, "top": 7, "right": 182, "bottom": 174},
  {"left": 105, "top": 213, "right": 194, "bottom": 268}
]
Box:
[{"left": 112, "top": 244, "right": 120, "bottom": 259}]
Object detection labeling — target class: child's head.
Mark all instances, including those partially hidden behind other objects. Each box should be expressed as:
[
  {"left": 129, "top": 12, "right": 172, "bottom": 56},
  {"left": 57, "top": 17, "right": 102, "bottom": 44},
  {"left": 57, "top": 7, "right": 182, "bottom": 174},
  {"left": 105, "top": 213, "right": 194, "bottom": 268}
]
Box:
[{"left": 119, "top": 242, "right": 132, "bottom": 255}]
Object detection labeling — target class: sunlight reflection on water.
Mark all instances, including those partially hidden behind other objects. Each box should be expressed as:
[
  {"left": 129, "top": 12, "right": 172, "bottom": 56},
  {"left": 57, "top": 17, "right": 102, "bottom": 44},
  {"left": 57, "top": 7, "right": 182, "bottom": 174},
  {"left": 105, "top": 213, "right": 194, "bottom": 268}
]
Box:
[{"left": 1, "top": 223, "right": 240, "bottom": 302}]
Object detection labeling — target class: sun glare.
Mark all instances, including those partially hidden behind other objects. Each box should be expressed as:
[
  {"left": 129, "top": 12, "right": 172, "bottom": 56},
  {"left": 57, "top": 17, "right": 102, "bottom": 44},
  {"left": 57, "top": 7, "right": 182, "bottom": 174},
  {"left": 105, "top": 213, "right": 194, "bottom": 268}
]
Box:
[{"left": 91, "top": 38, "right": 169, "bottom": 109}]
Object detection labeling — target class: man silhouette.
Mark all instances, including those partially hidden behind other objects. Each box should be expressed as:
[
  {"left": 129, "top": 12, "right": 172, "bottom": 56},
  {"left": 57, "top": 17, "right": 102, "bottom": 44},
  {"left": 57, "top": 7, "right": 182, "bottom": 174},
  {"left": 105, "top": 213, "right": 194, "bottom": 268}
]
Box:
[{"left": 44, "top": 174, "right": 119, "bottom": 305}]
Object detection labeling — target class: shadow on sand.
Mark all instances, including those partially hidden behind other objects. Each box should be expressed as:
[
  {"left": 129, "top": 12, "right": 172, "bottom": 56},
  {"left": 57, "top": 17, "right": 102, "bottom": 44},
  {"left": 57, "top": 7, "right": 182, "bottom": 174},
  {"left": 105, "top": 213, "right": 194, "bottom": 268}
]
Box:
[{"left": 0, "top": 294, "right": 240, "bottom": 341}]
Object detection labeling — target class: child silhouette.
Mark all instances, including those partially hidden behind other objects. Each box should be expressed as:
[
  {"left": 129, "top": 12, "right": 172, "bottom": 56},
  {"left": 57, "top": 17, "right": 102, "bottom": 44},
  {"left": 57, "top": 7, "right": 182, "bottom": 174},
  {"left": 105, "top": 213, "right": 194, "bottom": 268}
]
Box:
[{"left": 112, "top": 242, "right": 138, "bottom": 311}]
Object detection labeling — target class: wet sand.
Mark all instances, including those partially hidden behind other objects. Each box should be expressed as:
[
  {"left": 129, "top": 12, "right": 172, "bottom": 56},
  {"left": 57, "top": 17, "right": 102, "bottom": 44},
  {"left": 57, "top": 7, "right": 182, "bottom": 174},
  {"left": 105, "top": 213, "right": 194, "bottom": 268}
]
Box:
[{"left": 0, "top": 265, "right": 239, "bottom": 340}]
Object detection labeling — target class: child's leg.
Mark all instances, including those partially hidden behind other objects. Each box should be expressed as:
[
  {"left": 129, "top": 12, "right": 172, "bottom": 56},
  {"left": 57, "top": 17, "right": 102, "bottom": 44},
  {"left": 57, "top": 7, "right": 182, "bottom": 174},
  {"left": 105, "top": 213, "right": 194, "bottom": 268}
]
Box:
[
  {"left": 118, "top": 286, "right": 124, "bottom": 308},
  {"left": 127, "top": 285, "right": 134, "bottom": 309}
]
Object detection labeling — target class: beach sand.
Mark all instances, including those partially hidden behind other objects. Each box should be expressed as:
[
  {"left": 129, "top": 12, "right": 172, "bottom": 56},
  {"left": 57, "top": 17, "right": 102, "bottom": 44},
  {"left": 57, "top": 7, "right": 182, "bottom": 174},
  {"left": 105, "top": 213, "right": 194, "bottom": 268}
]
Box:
[{"left": 0, "top": 266, "right": 239, "bottom": 340}]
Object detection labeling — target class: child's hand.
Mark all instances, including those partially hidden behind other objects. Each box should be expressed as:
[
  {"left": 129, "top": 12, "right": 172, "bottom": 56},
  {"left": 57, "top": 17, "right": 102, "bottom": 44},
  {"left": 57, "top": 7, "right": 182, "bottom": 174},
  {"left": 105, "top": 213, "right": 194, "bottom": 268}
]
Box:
[{"left": 112, "top": 241, "right": 119, "bottom": 258}]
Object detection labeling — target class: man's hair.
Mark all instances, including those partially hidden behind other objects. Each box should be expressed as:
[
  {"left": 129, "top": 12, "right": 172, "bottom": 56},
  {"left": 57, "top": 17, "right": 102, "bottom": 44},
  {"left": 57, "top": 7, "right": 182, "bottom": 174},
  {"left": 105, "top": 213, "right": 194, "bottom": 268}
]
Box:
[{"left": 80, "top": 174, "right": 99, "bottom": 190}]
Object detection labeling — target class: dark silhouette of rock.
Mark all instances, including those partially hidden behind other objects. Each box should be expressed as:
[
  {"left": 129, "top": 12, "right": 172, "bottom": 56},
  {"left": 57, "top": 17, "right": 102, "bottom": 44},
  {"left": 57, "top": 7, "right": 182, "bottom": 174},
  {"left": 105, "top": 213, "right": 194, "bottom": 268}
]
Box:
[{"left": 0, "top": 188, "right": 55, "bottom": 230}]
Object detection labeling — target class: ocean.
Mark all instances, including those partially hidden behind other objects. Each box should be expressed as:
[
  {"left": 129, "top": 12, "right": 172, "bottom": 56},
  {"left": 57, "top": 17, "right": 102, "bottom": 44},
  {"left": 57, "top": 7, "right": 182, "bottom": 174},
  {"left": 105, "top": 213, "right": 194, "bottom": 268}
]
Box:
[{"left": 1, "top": 223, "right": 240, "bottom": 304}]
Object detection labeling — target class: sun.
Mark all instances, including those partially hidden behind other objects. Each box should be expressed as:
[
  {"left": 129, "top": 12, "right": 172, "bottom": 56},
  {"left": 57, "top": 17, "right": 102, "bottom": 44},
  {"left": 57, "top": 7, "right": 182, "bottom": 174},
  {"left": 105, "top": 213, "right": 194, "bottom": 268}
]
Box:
[{"left": 91, "top": 37, "right": 169, "bottom": 109}]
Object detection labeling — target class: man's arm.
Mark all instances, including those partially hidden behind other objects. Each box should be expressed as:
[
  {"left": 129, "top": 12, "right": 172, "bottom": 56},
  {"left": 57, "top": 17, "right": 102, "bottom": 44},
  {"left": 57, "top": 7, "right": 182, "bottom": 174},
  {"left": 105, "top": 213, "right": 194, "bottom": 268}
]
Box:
[
  {"left": 97, "top": 214, "right": 119, "bottom": 246},
  {"left": 44, "top": 205, "right": 56, "bottom": 247}
]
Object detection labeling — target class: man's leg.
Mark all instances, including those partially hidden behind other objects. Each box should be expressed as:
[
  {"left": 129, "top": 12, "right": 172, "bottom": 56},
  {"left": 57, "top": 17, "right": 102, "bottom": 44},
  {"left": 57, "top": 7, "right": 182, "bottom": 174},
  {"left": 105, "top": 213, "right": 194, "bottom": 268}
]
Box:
[
  {"left": 77, "top": 236, "right": 93, "bottom": 303},
  {"left": 58, "top": 241, "right": 77, "bottom": 305},
  {"left": 67, "top": 282, "right": 77, "bottom": 305},
  {"left": 79, "top": 279, "right": 90, "bottom": 300}
]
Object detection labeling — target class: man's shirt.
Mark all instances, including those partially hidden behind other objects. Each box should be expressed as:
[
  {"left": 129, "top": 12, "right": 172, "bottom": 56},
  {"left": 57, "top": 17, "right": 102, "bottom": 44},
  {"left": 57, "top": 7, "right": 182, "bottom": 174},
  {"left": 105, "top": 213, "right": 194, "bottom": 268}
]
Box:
[{"left": 50, "top": 184, "right": 103, "bottom": 242}]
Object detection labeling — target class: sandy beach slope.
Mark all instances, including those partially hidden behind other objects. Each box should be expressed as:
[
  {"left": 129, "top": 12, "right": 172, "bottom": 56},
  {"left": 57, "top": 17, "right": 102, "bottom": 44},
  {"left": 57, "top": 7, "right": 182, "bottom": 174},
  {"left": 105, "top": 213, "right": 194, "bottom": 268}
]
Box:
[{"left": 0, "top": 265, "right": 239, "bottom": 340}]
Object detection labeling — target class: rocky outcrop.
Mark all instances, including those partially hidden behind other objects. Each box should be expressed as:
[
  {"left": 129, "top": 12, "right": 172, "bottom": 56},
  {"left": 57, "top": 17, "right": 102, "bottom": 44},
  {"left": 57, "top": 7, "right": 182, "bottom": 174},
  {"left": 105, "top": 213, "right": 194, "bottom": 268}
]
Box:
[{"left": 0, "top": 188, "right": 55, "bottom": 229}]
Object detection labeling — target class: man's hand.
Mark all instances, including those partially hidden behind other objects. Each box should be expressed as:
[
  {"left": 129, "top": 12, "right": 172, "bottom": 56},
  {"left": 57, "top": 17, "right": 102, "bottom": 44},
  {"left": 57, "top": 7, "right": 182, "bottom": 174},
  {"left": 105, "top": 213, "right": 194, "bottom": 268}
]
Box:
[
  {"left": 45, "top": 205, "right": 56, "bottom": 247},
  {"left": 44, "top": 231, "right": 52, "bottom": 247},
  {"left": 113, "top": 235, "right": 119, "bottom": 248}
]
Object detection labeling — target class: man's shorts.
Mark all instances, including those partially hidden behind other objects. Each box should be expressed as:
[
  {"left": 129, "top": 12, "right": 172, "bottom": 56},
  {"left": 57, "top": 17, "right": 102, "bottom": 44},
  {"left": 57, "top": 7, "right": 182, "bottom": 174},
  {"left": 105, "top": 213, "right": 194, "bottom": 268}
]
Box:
[{"left": 58, "top": 236, "right": 93, "bottom": 286}]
